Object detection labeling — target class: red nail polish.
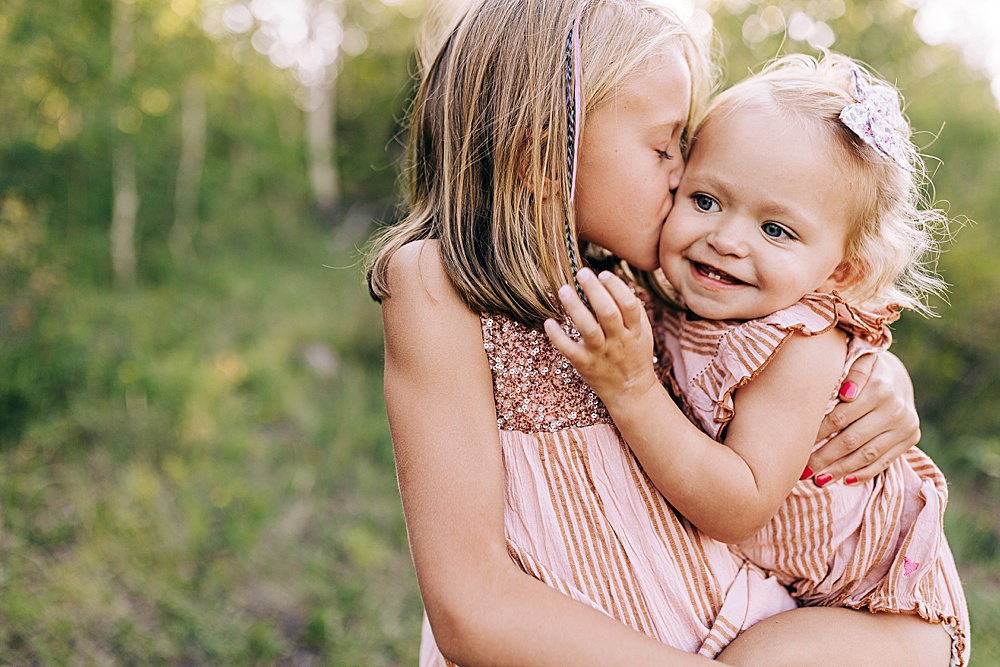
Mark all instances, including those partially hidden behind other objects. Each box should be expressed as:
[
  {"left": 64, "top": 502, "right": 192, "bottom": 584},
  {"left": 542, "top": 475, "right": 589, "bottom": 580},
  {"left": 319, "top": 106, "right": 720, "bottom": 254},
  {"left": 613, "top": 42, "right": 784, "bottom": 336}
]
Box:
[
  {"left": 815, "top": 473, "right": 833, "bottom": 487},
  {"left": 799, "top": 466, "right": 813, "bottom": 481},
  {"left": 839, "top": 380, "right": 859, "bottom": 400},
  {"left": 845, "top": 475, "right": 858, "bottom": 485}
]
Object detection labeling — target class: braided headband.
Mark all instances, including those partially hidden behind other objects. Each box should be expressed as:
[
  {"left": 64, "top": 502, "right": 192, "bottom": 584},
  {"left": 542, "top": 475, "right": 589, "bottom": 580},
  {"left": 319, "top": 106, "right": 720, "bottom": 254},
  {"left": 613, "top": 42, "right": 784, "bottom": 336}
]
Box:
[
  {"left": 563, "top": 6, "right": 585, "bottom": 300},
  {"left": 839, "top": 68, "right": 914, "bottom": 172}
]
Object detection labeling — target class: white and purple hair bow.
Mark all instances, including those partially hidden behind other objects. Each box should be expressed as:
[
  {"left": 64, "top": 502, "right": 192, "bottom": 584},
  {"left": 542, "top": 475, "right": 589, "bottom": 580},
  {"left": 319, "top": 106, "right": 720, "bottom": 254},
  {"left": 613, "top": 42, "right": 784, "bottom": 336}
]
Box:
[{"left": 839, "top": 68, "right": 914, "bottom": 171}]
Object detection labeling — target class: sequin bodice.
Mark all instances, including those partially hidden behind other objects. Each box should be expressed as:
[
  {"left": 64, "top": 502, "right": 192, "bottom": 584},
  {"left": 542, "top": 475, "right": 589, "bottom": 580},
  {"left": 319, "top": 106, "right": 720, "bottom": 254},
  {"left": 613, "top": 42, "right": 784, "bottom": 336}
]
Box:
[{"left": 481, "top": 313, "right": 611, "bottom": 433}]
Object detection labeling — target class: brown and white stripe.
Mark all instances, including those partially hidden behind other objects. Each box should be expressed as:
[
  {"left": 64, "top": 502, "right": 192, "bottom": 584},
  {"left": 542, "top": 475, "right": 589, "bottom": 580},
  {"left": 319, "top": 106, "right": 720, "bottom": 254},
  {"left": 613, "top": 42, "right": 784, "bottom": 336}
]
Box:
[{"left": 659, "top": 294, "right": 970, "bottom": 665}]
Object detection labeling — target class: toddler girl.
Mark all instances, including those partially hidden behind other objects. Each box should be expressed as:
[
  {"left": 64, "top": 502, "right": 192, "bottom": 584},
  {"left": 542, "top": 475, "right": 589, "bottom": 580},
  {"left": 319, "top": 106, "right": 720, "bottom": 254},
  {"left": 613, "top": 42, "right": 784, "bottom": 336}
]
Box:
[{"left": 549, "top": 52, "right": 969, "bottom": 666}]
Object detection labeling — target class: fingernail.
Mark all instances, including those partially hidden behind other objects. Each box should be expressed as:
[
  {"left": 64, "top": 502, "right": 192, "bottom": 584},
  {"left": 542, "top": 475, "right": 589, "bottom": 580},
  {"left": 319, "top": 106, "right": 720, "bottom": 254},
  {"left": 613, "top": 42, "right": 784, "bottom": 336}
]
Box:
[
  {"left": 558, "top": 284, "right": 575, "bottom": 299},
  {"left": 599, "top": 271, "right": 614, "bottom": 281},
  {"left": 815, "top": 473, "right": 833, "bottom": 487},
  {"left": 799, "top": 466, "right": 813, "bottom": 481},
  {"left": 839, "top": 380, "right": 859, "bottom": 400},
  {"left": 845, "top": 475, "right": 858, "bottom": 485},
  {"left": 577, "top": 268, "right": 594, "bottom": 282}
]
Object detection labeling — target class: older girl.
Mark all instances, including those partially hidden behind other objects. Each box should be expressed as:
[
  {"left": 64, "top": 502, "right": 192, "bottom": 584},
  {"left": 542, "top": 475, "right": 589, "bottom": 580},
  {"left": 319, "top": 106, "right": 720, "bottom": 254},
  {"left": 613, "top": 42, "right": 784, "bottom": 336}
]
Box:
[{"left": 368, "top": 2, "right": 923, "bottom": 664}]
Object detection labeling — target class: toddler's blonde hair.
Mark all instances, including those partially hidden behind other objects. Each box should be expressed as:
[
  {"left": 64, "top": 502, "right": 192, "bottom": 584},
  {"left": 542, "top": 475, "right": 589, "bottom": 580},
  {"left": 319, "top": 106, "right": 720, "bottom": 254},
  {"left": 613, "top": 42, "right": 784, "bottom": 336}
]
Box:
[{"left": 697, "top": 52, "right": 949, "bottom": 316}]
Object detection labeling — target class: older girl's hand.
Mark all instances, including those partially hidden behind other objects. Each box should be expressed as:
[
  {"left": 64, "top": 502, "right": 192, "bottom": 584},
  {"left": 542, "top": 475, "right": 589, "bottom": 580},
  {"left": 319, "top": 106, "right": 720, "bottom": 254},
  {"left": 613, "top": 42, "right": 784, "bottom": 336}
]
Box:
[{"left": 804, "top": 352, "right": 920, "bottom": 487}]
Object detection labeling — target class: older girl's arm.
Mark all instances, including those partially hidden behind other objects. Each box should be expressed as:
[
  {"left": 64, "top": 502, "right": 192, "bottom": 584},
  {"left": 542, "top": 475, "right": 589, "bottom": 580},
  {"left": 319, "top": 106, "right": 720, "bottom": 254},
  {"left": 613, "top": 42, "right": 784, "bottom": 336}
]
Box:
[{"left": 382, "top": 241, "right": 711, "bottom": 667}]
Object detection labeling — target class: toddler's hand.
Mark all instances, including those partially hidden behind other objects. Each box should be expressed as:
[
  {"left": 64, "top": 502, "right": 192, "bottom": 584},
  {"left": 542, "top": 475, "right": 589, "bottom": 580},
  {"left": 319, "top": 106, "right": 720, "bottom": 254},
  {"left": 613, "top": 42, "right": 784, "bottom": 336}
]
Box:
[{"left": 544, "top": 268, "right": 658, "bottom": 409}]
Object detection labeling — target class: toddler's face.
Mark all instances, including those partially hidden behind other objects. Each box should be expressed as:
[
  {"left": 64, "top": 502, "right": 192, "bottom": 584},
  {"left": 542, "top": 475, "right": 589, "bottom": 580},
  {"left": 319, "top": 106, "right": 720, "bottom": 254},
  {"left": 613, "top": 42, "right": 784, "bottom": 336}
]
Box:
[
  {"left": 659, "top": 96, "right": 855, "bottom": 320},
  {"left": 573, "top": 48, "right": 690, "bottom": 272}
]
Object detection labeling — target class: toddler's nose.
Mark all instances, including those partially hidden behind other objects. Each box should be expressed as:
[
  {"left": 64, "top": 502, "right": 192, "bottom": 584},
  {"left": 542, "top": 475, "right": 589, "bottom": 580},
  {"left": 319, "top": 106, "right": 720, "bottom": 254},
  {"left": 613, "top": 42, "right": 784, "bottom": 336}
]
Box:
[{"left": 706, "top": 219, "right": 750, "bottom": 257}]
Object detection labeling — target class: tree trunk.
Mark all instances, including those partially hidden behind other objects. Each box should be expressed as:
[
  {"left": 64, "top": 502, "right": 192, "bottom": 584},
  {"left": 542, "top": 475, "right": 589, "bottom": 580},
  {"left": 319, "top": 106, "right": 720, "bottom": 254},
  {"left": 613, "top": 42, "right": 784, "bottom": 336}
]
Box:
[
  {"left": 110, "top": 0, "right": 138, "bottom": 287},
  {"left": 305, "top": 82, "right": 339, "bottom": 220},
  {"left": 110, "top": 143, "right": 138, "bottom": 285},
  {"left": 170, "top": 77, "right": 207, "bottom": 266}
]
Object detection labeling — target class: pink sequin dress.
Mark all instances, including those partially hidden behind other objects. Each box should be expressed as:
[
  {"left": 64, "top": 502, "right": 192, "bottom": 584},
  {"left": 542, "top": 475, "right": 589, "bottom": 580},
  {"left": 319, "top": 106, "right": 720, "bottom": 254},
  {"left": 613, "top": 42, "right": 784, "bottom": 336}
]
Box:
[
  {"left": 418, "top": 311, "right": 798, "bottom": 666},
  {"left": 655, "top": 292, "right": 970, "bottom": 665}
]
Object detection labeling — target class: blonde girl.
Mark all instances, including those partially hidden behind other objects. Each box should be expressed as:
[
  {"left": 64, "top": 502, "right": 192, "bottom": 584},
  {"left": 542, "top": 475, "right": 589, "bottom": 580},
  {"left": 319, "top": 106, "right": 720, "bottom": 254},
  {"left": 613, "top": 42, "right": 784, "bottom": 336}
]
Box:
[
  {"left": 549, "top": 53, "right": 969, "bottom": 665},
  {"left": 368, "top": 1, "right": 925, "bottom": 664}
]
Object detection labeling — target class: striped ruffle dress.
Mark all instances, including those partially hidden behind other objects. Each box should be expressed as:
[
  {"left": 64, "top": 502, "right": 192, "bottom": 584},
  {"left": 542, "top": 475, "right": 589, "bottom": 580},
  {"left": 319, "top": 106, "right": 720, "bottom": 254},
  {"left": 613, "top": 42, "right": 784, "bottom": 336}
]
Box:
[
  {"left": 418, "top": 312, "right": 798, "bottom": 666},
  {"left": 655, "top": 292, "right": 970, "bottom": 666}
]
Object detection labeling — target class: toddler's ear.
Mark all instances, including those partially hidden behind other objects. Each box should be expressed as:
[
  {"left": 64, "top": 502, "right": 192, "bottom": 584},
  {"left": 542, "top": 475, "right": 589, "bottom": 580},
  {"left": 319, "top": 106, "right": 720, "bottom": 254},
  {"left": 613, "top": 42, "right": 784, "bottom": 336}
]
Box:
[{"left": 820, "top": 261, "right": 857, "bottom": 292}]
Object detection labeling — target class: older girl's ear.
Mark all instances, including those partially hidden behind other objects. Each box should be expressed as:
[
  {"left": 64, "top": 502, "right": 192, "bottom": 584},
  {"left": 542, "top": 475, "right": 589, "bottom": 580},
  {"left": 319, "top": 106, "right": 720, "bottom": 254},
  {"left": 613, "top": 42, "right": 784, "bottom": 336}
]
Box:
[
  {"left": 516, "top": 134, "right": 555, "bottom": 200},
  {"left": 522, "top": 167, "right": 552, "bottom": 200},
  {"left": 520, "top": 161, "right": 553, "bottom": 201}
]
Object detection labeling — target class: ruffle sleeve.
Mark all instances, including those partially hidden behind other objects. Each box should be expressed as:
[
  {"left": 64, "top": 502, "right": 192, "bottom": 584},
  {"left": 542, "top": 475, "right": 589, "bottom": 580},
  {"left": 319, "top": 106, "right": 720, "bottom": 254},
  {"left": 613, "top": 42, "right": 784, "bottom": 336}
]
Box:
[{"left": 670, "top": 292, "right": 899, "bottom": 439}]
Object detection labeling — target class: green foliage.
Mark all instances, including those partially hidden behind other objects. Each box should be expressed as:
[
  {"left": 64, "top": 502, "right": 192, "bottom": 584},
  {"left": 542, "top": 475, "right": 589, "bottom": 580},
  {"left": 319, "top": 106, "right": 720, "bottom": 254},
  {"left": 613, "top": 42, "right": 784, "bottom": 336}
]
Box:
[
  {"left": 0, "top": 221, "right": 419, "bottom": 664},
  {"left": 1, "top": 0, "right": 999, "bottom": 662}
]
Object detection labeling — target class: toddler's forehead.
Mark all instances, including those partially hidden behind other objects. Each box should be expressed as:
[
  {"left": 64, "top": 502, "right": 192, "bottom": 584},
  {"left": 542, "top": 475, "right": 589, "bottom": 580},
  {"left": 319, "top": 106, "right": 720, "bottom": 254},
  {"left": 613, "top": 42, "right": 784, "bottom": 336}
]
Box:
[
  {"left": 695, "top": 86, "right": 822, "bottom": 150},
  {"left": 706, "top": 84, "right": 776, "bottom": 122}
]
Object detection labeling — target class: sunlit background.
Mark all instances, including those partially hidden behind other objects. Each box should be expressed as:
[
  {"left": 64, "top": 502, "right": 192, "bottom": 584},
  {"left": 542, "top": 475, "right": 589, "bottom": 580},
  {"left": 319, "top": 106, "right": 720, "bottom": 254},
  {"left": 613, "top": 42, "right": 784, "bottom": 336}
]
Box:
[{"left": 1, "top": 0, "right": 998, "bottom": 664}]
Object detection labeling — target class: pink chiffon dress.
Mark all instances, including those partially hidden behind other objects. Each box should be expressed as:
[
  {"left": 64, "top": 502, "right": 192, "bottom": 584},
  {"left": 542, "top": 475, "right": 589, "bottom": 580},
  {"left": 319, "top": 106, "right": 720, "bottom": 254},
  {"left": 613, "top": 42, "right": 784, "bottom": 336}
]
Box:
[
  {"left": 654, "top": 292, "right": 970, "bottom": 666},
  {"left": 418, "top": 310, "right": 799, "bottom": 666}
]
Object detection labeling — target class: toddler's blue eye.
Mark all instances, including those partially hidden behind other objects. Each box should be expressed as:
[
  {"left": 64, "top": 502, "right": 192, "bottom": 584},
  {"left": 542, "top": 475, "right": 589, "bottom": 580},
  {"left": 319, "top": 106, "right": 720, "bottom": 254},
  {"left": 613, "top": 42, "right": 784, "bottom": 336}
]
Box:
[
  {"left": 761, "top": 222, "right": 788, "bottom": 239},
  {"left": 694, "top": 194, "right": 719, "bottom": 212}
]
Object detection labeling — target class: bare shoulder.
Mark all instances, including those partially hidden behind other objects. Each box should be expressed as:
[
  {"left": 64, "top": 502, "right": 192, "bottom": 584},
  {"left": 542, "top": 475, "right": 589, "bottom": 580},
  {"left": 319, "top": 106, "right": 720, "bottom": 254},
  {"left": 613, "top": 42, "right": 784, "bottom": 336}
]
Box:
[
  {"left": 383, "top": 239, "right": 459, "bottom": 309},
  {"left": 753, "top": 325, "right": 848, "bottom": 391},
  {"left": 785, "top": 325, "right": 848, "bottom": 362},
  {"left": 381, "top": 239, "right": 483, "bottom": 366}
]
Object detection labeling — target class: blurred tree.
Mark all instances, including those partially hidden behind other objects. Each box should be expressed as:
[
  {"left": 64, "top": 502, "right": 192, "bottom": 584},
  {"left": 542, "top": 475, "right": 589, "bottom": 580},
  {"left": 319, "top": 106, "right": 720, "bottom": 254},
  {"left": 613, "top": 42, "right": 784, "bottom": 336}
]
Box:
[
  {"left": 147, "top": 0, "right": 216, "bottom": 267},
  {"left": 110, "top": 0, "right": 139, "bottom": 286},
  {"left": 170, "top": 76, "right": 207, "bottom": 266},
  {"left": 212, "top": 0, "right": 368, "bottom": 220},
  {"left": 210, "top": 0, "right": 422, "bottom": 221}
]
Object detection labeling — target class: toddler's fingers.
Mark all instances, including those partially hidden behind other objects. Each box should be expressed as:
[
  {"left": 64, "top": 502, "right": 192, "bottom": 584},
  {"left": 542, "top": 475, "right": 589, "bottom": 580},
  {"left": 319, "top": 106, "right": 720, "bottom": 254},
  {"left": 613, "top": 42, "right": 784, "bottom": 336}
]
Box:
[
  {"left": 556, "top": 282, "right": 604, "bottom": 347},
  {"left": 576, "top": 268, "right": 626, "bottom": 338},
  {"left": 598, "top": 271, "right": 646, "bottom": 331},
  {"left": 544, "top": 318, "right": 582, "bottom": 362}
]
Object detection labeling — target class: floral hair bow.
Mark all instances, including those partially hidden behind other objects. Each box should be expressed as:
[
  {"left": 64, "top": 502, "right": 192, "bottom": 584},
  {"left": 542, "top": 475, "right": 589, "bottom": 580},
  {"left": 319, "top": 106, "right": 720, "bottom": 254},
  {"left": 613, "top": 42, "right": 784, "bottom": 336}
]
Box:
[{"left": 839, "top": 68, "right": 914, "bottom": 171}]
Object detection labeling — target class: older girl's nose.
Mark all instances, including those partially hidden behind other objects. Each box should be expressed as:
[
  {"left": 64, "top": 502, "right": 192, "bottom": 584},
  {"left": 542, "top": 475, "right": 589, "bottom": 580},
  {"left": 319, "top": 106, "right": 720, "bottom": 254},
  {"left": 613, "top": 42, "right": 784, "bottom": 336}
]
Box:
[{"left": 667, "top": 155, "right": 685, "bottom": 192}]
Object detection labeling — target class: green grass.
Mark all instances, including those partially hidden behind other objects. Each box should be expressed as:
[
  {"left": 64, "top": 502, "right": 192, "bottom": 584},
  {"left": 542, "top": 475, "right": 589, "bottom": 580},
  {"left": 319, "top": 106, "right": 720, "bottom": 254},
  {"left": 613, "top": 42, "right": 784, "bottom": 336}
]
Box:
[
  {"left": 0, "top": 223, "right": 421, "bottom": 665},
  {"left": 1, "top": 219, "right": 997, "bottom": 665}
]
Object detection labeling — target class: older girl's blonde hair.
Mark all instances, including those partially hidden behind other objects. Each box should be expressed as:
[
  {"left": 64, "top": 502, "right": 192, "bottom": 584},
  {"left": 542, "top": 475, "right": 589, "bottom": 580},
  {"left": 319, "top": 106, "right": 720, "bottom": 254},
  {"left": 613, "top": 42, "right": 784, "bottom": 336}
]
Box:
[
  {"left": 699, "top": 52, "right": 949, "bottom": 316},
  {"left": 367, "top": 0, "right": 714, "bottom": 327}
]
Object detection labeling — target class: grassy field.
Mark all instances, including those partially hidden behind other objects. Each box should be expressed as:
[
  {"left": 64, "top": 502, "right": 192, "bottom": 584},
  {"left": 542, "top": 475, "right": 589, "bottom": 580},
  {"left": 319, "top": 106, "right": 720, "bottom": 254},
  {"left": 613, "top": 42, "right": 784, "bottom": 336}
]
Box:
[
  {"left": 1, "top": 220, "right": 996, "bottom": 665},
  {"left": 1, "top": 223, "right": 422, "bottom": 665}
]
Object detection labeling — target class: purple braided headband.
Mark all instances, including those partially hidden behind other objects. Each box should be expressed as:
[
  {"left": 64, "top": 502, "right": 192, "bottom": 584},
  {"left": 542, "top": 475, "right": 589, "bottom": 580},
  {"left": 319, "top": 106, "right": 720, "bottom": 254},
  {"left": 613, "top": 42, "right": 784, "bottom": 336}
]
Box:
[{"left": 563, "top": 5, "right": 585, "bottom": 300}]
